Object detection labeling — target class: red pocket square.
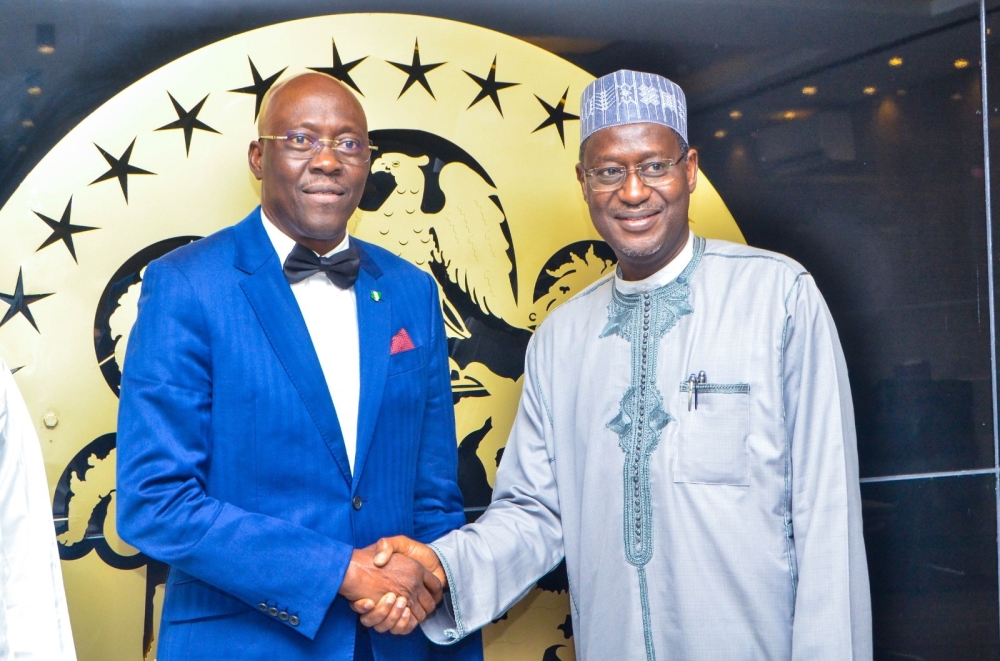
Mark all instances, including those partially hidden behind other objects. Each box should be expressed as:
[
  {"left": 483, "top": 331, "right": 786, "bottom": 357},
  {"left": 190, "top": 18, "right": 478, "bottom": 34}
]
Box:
[{"left": 390, "top": 328, "right": 416, "bottom": 355}]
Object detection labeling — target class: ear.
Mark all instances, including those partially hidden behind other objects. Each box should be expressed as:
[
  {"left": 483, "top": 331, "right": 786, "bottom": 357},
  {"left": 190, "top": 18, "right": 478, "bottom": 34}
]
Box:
[
  {"left": 684, "top": 148, "right": 699, "bottom": 194},
  {"left": 575, "top": 163, "right": 590, "bottom": 203},
  {"left": 248, "top": 140, "right": 264, "bottom": 181}
]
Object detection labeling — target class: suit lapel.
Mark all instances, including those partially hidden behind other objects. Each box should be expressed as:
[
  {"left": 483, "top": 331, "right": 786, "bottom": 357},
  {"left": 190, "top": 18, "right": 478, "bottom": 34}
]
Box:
[
  {"left": 235, "top": 211, "right": 353, "bottom": 485},
  {"left": 351, "top": 244, "right": 390, "bottom": 490}
]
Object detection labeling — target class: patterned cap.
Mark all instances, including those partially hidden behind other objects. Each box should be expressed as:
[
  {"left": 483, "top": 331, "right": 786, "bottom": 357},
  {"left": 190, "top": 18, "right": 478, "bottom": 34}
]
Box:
[{"left": 579, "top": 70, "right": 688, "bottom": 145}]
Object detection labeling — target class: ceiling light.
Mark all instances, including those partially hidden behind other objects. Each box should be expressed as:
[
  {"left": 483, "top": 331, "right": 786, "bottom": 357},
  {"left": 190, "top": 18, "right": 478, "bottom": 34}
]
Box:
[
  {"left": 863, "top": 86, "right": 877, "bottom": 95},
  {"left": 21, "top": 119, "right": 34, "bottom": 128},
  {"left": 36, "top": 24, "right": 55, "bottom": 54},
  {"left": 954, "top": 58, "right": 969, "bottom": 69},
  {"left": 801, "top": 86, "right": 817, "bottom": 96},
  {"left": 951, "top": 93, "right": 963, "bottom": 100},
  {"left": 27, "top": 86, "right": 42, "bottom": 96},
  {"left": 729, "top": 110, "right": 742, "bottom": 120},
  {"left": 782, "top": 111, "right": 797, "bottom": 120},
  {"left": 888, "top": 56, "right": 904, "bottom": 67},
  {"left": 714, "top": 129, "right": 727, "bottom": 139}
]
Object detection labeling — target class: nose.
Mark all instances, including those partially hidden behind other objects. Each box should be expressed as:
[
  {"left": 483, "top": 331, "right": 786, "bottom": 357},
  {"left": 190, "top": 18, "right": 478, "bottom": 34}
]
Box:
[
  {"left": 618, "top": 169, "right": 652, "bottom": 205},
  {"left": 308, "top": 144, "right": 344, "bottom": 173}
]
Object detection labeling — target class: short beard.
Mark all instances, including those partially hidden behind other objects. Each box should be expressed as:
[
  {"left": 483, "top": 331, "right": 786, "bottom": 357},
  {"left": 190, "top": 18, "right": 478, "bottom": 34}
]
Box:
[
  {"left": 613, "top": 240, "right": 662, "bottom": 259},
  {"left": 605, "top": 204, "right": 665, "bottom": 259}
]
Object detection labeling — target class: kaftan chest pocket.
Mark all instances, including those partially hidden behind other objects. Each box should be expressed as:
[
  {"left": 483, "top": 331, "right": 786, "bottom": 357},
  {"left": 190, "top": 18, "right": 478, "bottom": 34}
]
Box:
[{"left": 673, "top": 382, "right": 750, "bottom": 486}]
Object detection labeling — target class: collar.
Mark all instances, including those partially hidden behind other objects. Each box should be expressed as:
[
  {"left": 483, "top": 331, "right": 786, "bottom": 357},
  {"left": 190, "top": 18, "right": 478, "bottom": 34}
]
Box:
[
  {"left": 260, "top": 208, "right": 350, "bottom": 264},
  {"left": 614, "top": 229, "right": 693, "bottom": 294}
]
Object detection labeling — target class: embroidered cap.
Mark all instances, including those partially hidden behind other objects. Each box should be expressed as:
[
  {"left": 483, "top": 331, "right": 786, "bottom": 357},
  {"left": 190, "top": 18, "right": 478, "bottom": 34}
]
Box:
[{"left": 580, "top": 70, "right": 688, "bottom": 145}]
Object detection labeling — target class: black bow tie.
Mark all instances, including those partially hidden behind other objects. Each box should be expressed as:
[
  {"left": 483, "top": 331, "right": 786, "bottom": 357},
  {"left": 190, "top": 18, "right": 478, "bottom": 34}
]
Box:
[{"left": 282, "top": 242, "right": 361, "bottom": 289}]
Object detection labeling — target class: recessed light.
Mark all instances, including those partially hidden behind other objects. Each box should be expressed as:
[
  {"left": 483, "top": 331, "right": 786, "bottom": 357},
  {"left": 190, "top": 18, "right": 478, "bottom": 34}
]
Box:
[
  {"left": 27, "top": 86, "right": 42, "bottom": 96},
  {"left": 729, "top": 110, "right": 742, "bottom": 120},
  {"left": 863, "top": 86, "right": 877, "bottom": 95},
  {"left": 896, "top": 89, "right": 907, "bottom": 96},
  {"left": 951, "top": 93, "right": 963, "bottom": 100},
  {"left": 888, "top": 56, "right": 904, "bottom": 67},
  {"left": 783, "top": 111, "right": 797, "bottom": 120},
  {"left": 21, "top": 119, "right": 34, "bottom": 128},
  {"left": 954, "top": 58, "right": 969, "bottom": 69},
  {"left": 801, "top": 86, "right": 817, "bottom": 96},
  {"left": 714, "top": 129, "right": 727, "bottom": 139},
  {"left": 36, "top": 24, "right": 55, "bottom": 55}
]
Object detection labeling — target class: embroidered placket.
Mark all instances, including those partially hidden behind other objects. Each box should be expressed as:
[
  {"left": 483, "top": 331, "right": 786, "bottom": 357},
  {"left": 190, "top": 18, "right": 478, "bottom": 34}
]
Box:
[{"left": 599, "top": 236, "right": 704, "bottom": 661}]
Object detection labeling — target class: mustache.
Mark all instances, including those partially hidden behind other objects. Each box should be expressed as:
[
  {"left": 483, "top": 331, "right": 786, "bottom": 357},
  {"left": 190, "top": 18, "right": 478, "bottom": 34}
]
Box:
[
  {"left": 608, "top": 204, "right": 664, "bottom": 214},
  {"left": 300, "top": 179, "right": 348, "bottom": 193}
]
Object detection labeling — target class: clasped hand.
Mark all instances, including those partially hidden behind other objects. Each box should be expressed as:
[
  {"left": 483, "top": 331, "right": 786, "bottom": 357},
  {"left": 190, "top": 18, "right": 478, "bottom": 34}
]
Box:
[{"left": 344, "top": 536, "right": 446, "bottom": 635}]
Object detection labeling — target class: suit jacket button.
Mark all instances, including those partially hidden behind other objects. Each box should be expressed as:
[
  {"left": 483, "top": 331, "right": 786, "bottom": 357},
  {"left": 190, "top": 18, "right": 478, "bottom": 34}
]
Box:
[
  {"left": 268, "top": 607, "right": 278, "bottom": 617},
  {"left": 352, "top": 496, "right": 363, "bottom": 510},
  {"left": 289, "top": 615, "right": 300, "bottom": 626},
  {"left": 278, "top": 611, "right": 289, "bottom": 621},
  {"left": 257, "top": 603, "right": 268, "bottom": 612}
]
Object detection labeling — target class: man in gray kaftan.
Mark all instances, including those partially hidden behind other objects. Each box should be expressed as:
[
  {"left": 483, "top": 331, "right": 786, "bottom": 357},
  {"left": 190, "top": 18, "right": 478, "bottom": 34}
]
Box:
[{"left": 355, "top": 70, "right": 872, "bottom": 660}]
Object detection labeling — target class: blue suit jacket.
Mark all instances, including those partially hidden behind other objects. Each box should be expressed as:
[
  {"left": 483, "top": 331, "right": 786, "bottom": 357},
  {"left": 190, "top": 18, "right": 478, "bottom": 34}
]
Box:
[{"left": 117, "top": 208, "right": 482, "bottom": 661}]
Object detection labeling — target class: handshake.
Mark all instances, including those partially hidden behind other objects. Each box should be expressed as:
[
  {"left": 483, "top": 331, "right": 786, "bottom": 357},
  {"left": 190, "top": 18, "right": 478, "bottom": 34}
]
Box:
[{"left": 338, "top": 536, "right": 446, "bottom": 635}]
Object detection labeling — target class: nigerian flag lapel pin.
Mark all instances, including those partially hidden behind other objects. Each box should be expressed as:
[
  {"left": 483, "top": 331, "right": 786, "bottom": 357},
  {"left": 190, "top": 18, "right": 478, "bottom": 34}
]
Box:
[{"left": 370, "top": 290, "right": 382, "bottom": 302}]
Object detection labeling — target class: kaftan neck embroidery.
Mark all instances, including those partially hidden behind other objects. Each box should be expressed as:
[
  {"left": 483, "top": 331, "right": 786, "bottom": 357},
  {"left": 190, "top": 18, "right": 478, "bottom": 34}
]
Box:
[{"left": 599, "top": 235, "right": 705, "bottom": 661}]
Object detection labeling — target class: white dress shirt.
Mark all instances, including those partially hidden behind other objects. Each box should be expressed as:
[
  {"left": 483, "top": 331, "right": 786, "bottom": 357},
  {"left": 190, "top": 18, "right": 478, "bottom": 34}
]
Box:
[
  {"left": 262, "top": 212, "right": 361, "bottom": 473},
  {"left": 0, "top": 358, "right": 77, "bottom": 661},
  {"left": 614, "top": 228, "right": 693, "bottom": 294}
]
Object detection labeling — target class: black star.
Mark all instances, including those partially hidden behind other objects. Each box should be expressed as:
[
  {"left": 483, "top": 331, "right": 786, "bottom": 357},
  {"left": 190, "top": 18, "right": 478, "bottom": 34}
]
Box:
[
  {"left": 0, "top": 269, "right": 53, "bottom": 333},
  {"left": 33, "top": 197, "right": 98, "bottom": 263},
  {"left": 309, "top": 39, "right": 367, "bottom": 96},
  {"left": 464, "top": 56, "right": 519, "bottom": 116},
  {"left": 155, "top": 92, "right": 221, "bottom": 156},
  {"left": 90, "top": 138, "right": 156, "bottom": 203},
  {"left": 387, "top": 39, "right": 445, "bottom": 99},
  {"left": 230, "top": 57, "right": 287, "bottom": 120},
  {"left": 532, "top": 88, "right": 580, "bottom": 147},
  {"left": 557, "top": 613, "right": 573, "bottom": 639}
]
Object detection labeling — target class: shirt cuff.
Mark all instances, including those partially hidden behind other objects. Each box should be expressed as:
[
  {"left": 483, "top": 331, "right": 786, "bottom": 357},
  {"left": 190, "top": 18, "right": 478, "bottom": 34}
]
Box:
[{"left": 419, "top": 543, "right": 465, "bottom": 644}]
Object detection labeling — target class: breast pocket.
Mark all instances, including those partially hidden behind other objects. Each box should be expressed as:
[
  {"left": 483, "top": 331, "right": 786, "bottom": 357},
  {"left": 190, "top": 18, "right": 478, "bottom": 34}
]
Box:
[
  {"left": 387, "top": 345, "right": 425, "bottom": 376},
  {"left": 673, "top": 382, "right": 750, "bottom": 486}
]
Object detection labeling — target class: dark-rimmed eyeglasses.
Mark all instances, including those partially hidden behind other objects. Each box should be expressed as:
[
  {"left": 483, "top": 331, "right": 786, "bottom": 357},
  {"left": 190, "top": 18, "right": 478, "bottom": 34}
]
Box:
[
  {"left": 583, "top": 152, "right": 688, "bottom": 192},
  {"left": 258, "top": 131, "right": 378, "bottom": 165}
]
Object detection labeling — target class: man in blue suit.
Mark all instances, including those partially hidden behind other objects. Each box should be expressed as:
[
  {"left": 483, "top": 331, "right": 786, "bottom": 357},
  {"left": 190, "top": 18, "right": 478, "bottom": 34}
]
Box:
[{"left": 117, "top": 72, "right": 482, "bottom": 660}]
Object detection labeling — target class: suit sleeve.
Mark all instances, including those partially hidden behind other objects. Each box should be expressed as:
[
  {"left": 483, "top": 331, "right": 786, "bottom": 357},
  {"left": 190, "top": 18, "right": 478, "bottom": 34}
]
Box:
[
  {"left": 116, "top": 260, "right": 351, "bottom": 640},
  {"left": 411, "top": 276, "right": 466, "bottom": 543},
  {"left": 411, "top": 276, "right": 484, "bottom": 659},
  {"left": 784, "top": 274, "right": 873, "bottom": 659},
  {"left": 421, "top": 333, "right": 564, "bottom": 644}
]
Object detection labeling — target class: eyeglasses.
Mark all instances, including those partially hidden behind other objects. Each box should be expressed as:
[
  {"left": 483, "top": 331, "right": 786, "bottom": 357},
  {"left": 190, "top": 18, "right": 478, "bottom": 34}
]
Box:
[
  {"left": 583, "top": 153, "right": 688, "bottom": 192},
  {"left": 258, "top": 131, "right": 378, "bottom": 165}
]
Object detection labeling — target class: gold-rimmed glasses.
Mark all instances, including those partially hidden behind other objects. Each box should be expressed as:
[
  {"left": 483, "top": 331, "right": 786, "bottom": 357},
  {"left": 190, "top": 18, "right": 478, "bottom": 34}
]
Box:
[{"left": 258, "top": 131, "right": 377, "bottom": 165}]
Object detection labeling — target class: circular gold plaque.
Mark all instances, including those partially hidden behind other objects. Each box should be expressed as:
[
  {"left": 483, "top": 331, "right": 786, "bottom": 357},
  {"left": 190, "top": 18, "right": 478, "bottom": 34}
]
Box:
[{"left": 0, "top": 13, "right": 743, "bottom": 661}]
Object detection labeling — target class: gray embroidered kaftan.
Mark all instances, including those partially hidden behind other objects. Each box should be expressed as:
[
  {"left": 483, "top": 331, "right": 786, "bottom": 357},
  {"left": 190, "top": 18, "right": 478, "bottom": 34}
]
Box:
[{"left": 422, "top": 236, "right": 872, "bottom": 660}]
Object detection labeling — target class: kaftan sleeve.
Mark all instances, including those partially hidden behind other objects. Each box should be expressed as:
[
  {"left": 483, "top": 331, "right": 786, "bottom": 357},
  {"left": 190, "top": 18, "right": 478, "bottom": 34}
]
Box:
[
  {"left": 783, "top": 274, "right": 872, "bottom": 660},
  {"left": 421, "top": 336, "right": 564, "bottom": 644},
  {"left": 0, "top": 359, "right": 77, "bottom": 661}
]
